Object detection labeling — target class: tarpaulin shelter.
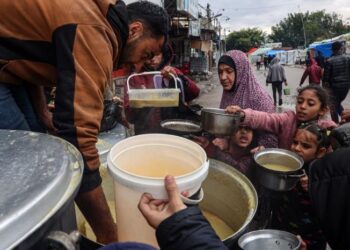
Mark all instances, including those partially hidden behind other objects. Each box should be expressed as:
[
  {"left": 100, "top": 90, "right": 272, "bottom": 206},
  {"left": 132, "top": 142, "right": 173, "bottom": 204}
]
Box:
[{"left": 246, "top": 47, "right": 258, "bottom": 55}]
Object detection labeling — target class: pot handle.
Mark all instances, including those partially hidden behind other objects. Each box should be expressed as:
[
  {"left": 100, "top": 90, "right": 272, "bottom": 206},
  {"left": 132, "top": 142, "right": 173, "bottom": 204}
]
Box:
[
  {"left": 286, "top": 169, "right": 306, "bottom": 179},
  {"left": 180, "top": 188, "right": 204, "bottom": 205}
]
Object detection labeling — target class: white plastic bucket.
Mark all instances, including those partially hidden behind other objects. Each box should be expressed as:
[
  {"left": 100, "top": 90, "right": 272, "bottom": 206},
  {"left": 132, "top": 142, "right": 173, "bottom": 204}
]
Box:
[{"left": 107, "top": 134, "right": 209, "bottom": 246}]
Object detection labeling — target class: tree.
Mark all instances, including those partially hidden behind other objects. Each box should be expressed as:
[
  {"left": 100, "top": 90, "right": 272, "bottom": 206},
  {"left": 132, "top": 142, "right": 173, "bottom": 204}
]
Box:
[
  {"left": 226, "top": 28, "right": 266, "bottom": 52},
  {"left": 269, "top": 10, "right": 350, "bottom": 48}
]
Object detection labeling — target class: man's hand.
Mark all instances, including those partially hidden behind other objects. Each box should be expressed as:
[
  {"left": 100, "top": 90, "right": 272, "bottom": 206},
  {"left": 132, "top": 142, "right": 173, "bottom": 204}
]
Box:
[{"left": 138, "top": 175, "right": 187, "bottom": 229}]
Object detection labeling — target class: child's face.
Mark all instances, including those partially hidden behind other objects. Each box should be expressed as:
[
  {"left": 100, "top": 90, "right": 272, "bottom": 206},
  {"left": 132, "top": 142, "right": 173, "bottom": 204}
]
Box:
[
  {"left": 291, "top": 129, "right": 325, "bottom": 163},
  {"left": 231, "top": 126, "right": 253, "bottom": 148},
  {"left": 295, "top": 90, "right": 326, "bottom": 122}
]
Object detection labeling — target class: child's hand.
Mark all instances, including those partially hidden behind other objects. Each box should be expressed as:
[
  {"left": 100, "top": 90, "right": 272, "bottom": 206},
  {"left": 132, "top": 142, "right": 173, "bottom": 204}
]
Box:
[
  {"left": 225, "top": 105, "right": 242, "bottom": 114},
  {"left": 250, "top": 146, "right": 265, "bottom": 154},
  {"left": 190, "top": 136, "right": 209, "bottom": 148},
  {"left": 212, "top": 138, "right": 229, "bottom": 151},
  {"left": 300, "top": 175, "right": 309, "bottom": 192}
]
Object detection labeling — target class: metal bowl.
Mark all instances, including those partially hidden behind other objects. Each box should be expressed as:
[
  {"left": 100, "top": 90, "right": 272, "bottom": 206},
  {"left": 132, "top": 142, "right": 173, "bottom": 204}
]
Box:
[
  {"left": 254, "top": 148, "right": 304, "bottom": 191},
  {"left": 160, "top": 119, "right": 202, "bottom": 136},
  {"left": 201, "top": 108, "right": 241, "bottom": 136},
  {"left": 238, "top": 229, "right": 301, "bottom": 250}
]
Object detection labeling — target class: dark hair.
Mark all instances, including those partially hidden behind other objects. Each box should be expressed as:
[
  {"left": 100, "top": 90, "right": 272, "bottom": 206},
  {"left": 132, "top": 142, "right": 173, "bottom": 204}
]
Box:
[
  {"left": 298, "top": 123, "right": 330, "bottom": 149},
  {"left": 332, "top": 41, "right": 343, "bottom": 52},
  {"left": 298, "top": 84, "right": 330, "bottom": 111},
  {"left": 127, "top": 1, "right": 169, "bottom": 39}
]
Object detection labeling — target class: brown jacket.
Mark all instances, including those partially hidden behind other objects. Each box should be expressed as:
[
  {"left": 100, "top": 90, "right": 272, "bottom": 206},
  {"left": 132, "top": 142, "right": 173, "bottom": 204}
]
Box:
[{"left": 0, "top": 0, "right": 127, "bottom": 171}]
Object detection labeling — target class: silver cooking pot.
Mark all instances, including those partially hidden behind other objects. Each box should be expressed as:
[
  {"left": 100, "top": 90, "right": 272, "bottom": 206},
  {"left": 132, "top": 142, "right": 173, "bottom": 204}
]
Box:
[
  {"left": 238, "top": 229, "right": 301, "bottom": 250},
  {"left": 201, "top": 108, "right": 241, "bottom": 136},
  {"left": 254, "top": 148, "right": 305, "bottom": 191}
]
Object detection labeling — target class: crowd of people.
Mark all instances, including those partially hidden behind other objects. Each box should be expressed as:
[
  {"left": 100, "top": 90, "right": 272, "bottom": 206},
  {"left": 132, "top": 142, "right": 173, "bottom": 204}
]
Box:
[{"left": 0, "top": 0, "right": 350, "bottom": 250}]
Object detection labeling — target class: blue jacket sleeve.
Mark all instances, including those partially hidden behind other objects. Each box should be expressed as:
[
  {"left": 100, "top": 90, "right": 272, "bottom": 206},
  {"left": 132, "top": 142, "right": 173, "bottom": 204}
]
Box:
[{"left": 156, "top": 206, "right": 228, "bottom": 250}]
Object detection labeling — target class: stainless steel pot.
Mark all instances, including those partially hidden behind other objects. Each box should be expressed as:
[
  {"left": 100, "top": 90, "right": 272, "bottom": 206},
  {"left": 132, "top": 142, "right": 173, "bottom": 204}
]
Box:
[
  {"left": 199, "top": 159, "right": 258, "bottom": 248},
  {"left": 238, "top": 229, "right": 301, "bottom": 250},
  {"left": 254, "top": 148, "right": 305, "bottom": 191},
  {"left": 160, "top": 119, "right": 202, "bottom": 136},
  {"left": 0, "top": 130, "right": 83, "bottom": 250},
  {"left": 201, "top": 108, "right": 241, "bottom": 136}
]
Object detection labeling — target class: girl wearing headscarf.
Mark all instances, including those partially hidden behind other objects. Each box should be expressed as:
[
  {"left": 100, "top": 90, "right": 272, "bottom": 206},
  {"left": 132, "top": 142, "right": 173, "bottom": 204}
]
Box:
[{"left": 218, "top": 50, "right": 278, "bottom": 149}]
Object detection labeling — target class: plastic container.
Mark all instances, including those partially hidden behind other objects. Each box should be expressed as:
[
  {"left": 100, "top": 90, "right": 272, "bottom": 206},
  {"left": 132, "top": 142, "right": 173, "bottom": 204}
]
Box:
[
  {"left": 127, "top": 71, "right": 181, "bottom": 108},
  {"left": 283, "top": 88, "right": 291, "bottom": 95},
  {"left": 107, "top": 134, "right": 209, "bottom": 246}
]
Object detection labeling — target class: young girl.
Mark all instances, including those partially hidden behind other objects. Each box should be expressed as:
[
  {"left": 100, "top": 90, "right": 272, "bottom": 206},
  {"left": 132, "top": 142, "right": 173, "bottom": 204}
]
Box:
[
  {"left": 193, "top": 125, "right": 256, "bottom": 177},
  {"left": 226, "top": 84, "right": 337, "bottom": 149},
  {"left": 272, "top": 123, "right": 329, "bottom": 250}
]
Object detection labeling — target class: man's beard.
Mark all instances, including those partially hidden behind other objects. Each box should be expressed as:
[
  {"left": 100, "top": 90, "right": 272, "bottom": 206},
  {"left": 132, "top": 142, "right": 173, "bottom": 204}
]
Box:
[{"left": 118, "top": 38, "right": 139, "bottom": 71}]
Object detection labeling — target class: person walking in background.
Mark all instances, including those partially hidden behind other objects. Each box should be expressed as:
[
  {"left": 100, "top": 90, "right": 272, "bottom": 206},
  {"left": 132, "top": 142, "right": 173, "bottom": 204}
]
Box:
[
  {"left": 266, "top": 57, "right": 288, "bottom": 106},
  {"left": 323, "top": 41, "right": 350, "bottom": 123},
  {"left": 315, "top": 51, "right": 326, "bottom": 69},
  {"left": 299, "top": 59, "right": 323, "bottom": 86}
]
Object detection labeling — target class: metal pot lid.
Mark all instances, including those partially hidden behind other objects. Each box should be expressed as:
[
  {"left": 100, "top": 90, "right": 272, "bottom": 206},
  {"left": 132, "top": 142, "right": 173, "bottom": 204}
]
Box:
[
  {"left": 238, "top": 229, "right": 301, "bottom": 250},
  {"left": 160, "top": 119, "right": 202, "bottom": 133},
  {"left": 0, "top": 130, "right": 83, "bottom": 250}
]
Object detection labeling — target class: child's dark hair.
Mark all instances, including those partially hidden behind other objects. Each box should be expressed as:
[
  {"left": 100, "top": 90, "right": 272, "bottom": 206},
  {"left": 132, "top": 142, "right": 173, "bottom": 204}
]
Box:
[
  {"left": 127, "top": 1, "right": 169, "bottom": 39},
  {"left": 298, "top": 84, "right": 330, "bottom": 111},
  {"left": 299, "top": 123, "right": 330, "bottom": 149}
]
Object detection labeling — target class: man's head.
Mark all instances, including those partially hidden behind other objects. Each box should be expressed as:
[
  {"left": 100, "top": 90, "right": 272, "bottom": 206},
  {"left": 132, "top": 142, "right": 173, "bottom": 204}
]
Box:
[
  {"left": 331, "top": 41, "right": 343, "bottom": 54},
  {"left": 120, "top": 1, "right": 169, "bottom": 72}
]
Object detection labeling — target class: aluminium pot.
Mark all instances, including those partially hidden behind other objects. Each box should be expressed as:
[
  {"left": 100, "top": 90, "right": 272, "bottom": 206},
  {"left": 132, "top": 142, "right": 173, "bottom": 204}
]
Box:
[
  {"left": 201, "top": 108, "right": 241, "bottom": 136},
  {"left": 160, "top": 119, "right": 202, "bottom": 136},
  {"left": 0, "top": 130, "right": 83, "bottom": 250},
  {"left": 254, "top": 148, "right": 305, "bottom": 191},
  {"left": 238, "top": 229, "right": 301, "bottom": 250}
]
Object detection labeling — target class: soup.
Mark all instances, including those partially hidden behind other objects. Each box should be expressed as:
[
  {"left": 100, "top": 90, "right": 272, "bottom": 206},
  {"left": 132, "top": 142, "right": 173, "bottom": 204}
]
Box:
[
  {"left": 202, "top": 209, "right": 235, "bottom": 240},
  {"left": 262, "top": 163, "right": 295, "bottom": 172},
  {"left": 129, "top": 99, "right": 178, "bottom": 108}
]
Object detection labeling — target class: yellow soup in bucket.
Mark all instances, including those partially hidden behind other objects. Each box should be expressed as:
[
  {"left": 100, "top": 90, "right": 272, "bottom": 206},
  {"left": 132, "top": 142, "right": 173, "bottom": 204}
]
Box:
[{"left": 114, "top": 145, "right": 201, "bottom": 177}]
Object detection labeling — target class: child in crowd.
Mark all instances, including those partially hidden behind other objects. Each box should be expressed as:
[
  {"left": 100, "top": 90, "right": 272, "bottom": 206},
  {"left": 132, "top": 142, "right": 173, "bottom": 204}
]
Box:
[
  {"left": 193, "top": 125, "right": 257, "bottom": 178},
  {"left": 272, "top": 123, "right": 329, "bottom": 250},
  {"left": 225, "top": 84, "right": 337, "bottom": 149}
]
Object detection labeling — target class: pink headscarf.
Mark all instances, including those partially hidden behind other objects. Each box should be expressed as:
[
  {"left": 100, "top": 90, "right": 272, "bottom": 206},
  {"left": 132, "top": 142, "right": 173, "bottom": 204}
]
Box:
[
  {"left": 219, "top": 50, "right": 275, "bottom": 113},
  {"left": 219, "top": 50, "right": 277, "bottom": 148}
]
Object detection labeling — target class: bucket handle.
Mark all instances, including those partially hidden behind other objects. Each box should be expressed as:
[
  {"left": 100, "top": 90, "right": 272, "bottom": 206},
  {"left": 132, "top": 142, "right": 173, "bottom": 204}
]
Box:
[
  {"left": 180, "top": 188, "right": 204, "bottom": 205},
  {"left": 126, "top": 71, "right": 178, "bottom": 92}
]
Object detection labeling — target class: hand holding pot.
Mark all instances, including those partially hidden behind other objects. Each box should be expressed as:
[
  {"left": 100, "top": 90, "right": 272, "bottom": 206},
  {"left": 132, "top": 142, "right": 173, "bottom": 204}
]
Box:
[
  {"left": 212, "top": 138, "right": 229, "bottom": 151},
  {"left": 300, "top": 175, "right": 309, "bottom": 192},
  {"left": 138, "top": 175, "right": 187, "bottom": 229}
]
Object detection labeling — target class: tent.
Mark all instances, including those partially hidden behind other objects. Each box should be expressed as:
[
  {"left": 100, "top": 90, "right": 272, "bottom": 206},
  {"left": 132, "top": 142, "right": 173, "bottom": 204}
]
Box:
[
  {"left": 246, "top": 47, "right": 258, "bottom": 55},
  {"left": 309, "top": 42, "right": 333, "bottom": 57},
  {"left": 266, "top": 50, "right": 285, "bottom": 56}
]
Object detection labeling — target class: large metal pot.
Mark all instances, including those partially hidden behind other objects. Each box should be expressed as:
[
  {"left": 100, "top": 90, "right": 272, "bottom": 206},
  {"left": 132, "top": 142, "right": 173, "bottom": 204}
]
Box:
[
  {"left": 201, "top": 108, "right": 241, "bottom": 136},
  {"left": 254, "top": 148, "right": 305, "bottom": 191},
  {"left": 0, "top": 130, "right": 83, "bottom": 250},
  {"left": 199, "top": 159, "right": 258, "bottom": 248}
]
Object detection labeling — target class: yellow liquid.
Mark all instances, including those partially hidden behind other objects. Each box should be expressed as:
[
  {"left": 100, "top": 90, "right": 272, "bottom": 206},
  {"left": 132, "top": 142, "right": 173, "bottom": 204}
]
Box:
[
  {"left": 129, "top": 99, "right": 178, "bottom": 108},
  {"left": 202, "top": 209, "right": 235, "bottom": 240},
  {"left": 262, "top": 163, "right": 295, "bottom": 172},
  {"left": 119, "top": 161, "right": 197, "bottom": 178}
]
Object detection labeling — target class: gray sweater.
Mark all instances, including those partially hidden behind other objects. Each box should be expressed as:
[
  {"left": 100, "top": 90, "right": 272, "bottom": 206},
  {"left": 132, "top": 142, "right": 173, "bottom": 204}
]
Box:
[{"left": 266, "top": 57, "right": 287, "bottom": 83}]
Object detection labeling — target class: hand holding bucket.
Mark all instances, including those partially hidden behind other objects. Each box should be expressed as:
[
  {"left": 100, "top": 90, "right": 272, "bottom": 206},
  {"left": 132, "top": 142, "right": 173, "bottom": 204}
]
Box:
[{"left": 138, "top": 175, "right": 187, "bottom": 229}]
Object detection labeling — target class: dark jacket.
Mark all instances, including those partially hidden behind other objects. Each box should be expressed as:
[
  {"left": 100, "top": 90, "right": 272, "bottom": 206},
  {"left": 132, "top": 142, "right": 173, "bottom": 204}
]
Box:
[
  {"left": 156, "top": 206, "right": 227, "bottom": 250},
  {"left": 323, "top": 54, "right": 350, "bottom": 89},
  {"left": 309, "top": 148, "right": 350, "bottom": 250}
]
